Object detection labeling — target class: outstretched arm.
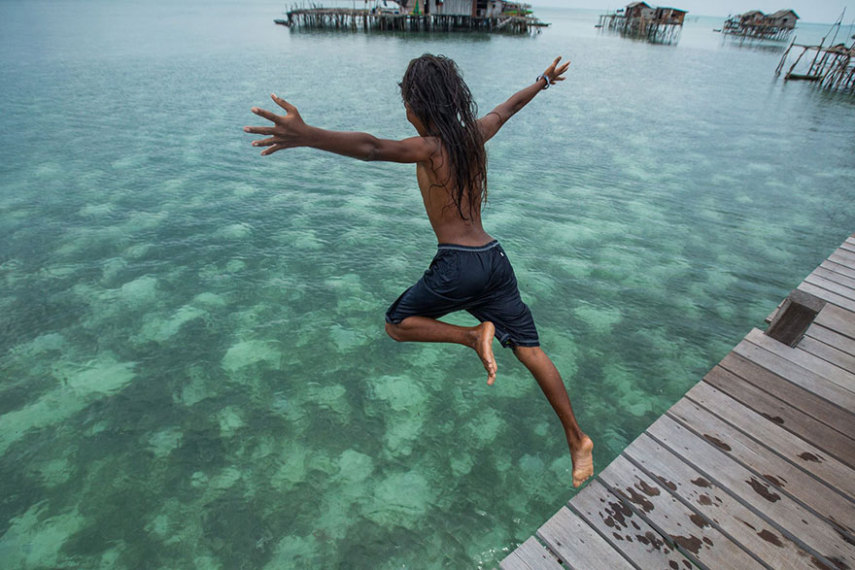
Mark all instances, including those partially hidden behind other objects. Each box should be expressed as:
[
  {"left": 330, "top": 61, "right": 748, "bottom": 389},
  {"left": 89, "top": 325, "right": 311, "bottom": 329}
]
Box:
[
  {"left": 477, "top": 56, "right": 571, "bottom": 142},
  {"left": 244, "top": 94, "right": 436, "bottom": 163}
]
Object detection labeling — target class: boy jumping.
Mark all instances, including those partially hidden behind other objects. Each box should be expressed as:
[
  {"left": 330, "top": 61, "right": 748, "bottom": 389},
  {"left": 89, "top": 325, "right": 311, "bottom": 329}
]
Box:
[{"left": 244, "top": 55, "right": 594, "bottom": 487}]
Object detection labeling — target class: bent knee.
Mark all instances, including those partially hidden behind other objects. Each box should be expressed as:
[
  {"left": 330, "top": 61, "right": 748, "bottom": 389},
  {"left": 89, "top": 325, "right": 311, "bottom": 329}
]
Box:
[
  {"left": 512, "top": 345, "right": 544, "bottom": 362},
  {"left": 385, "top": 321, "right": 403, "bottom": 342}
]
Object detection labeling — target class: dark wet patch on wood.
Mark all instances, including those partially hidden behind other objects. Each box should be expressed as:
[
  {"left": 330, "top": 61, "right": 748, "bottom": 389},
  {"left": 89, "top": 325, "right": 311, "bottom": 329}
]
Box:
[
  {"left": 810, "top": 555, "right": 834, "bottom": 570},
  {"left": 836, "top": 528, "right": 855, "bottom": 547},
  {"left": 656, "top": 475, "right": 678, "bottom": 491},
  {"left": 740, "top": 519, "right": 757, "bottom": 531},
  {"left": 703, "top": 434, "right": 732, "bottom": 451},
  {"left": 764, "top": 474, "right": 787, "bottom": 488},
  {"left": 760, "top": 412, "right": 785, "bottom": 425},
  {"left": 613, "top": 532, "right": 623, "bottom": 541},
  {"left": 638, "top": 480, "right": 661, "bottom": 497},
  {"left": 747, "top": 477, "right": 781, "bottom": 502},
  {"left": 669, "top": 561, "right": 679, "bottom": 570},
  {"left": 757, "top": 529, "right": 783, "bottom": 547},
  {"left": 603, "top": 499, "right": 632, "bottom": 530},
  {"left": 671, "top": 534, "right": 704, "bottom": 555},
  {"left": 697, "top": 494, "right": 712, "bottom": 506},
  {"left": 691, "top": 477, "right": 711, "bottom": 487},
  {"left": 689, "top": 513, "right": 710, "bottom": 529},
  {"left": 799, "top": 451, "right": 822, "bottom": 462},
  {"left": 622, "top": 487, "right": 655, "bottom": 513},
  {"left": 636, "top": 530, "right": 668, "bottom": 552}
]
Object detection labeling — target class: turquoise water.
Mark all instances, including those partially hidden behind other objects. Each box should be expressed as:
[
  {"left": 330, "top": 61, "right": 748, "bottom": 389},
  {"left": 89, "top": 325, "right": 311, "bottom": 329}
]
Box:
[{"left": 1, "top": 0, "right": 854, "bottom": 567}]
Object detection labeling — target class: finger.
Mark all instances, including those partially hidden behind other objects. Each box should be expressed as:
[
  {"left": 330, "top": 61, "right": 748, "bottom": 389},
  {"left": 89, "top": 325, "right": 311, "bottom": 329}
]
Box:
[
  {"left": 243, "top": 126, "right": 278, "bottom": 136},
  {"left": 261, "top": 143, "right": 287, "bottom": 156},
  {"left": 271, "top": 94, "right": 298, "bottom": 114},
  {"left": 251, "top": 137, "right": 278, "bottom": 147},
  {"left": 251, "top": 106, "right": 282, "bottom": 123}
]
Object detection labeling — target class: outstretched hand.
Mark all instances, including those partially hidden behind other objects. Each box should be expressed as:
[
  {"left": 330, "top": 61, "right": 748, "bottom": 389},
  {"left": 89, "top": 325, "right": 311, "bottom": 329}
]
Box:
[
  {"left": 543, "top": 56, "right": 571, "bottom": 86},
  {"left": 243, "top": 94, "right": 308, "bottom": 156}
]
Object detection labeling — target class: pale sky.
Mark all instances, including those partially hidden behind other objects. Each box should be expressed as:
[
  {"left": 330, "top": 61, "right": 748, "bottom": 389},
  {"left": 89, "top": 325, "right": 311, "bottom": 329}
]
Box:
[{"left": 533, "top": 0, "right": 853, "bottom": 24}]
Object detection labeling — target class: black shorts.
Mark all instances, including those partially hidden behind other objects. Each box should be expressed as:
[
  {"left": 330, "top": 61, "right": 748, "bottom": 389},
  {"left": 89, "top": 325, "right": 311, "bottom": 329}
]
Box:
[{"left": 385, "top": 241, "right": 540, "bottom": 348}]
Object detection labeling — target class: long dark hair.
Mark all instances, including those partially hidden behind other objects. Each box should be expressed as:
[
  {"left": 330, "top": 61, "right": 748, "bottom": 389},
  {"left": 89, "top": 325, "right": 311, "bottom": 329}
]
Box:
[{"left": 400, "top": 54, "right": 487, "bottom": 220}]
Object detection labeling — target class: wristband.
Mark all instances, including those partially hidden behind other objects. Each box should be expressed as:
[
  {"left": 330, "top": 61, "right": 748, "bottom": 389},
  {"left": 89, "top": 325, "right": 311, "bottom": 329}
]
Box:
[{"left": 536, "top": 74, "right": 551, "bottom": 89}]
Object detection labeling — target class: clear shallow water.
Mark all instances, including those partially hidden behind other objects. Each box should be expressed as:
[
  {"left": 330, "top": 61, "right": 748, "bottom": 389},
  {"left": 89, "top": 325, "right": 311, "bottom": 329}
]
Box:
[{"left": 1, "top": 1, "right": 854, "bottom": 567}]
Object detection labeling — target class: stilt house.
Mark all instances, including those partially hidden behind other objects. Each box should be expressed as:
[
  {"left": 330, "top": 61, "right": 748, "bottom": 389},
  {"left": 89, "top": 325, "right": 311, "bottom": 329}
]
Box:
[
  {"left": 721, "top": 8, "right": 799, "bottom": 41},
  {"left": 597, "top": 1, "right": 687, "bottom": 44},
  {"left": 281, "top": 0, "right": 544, "bottom": 33}
]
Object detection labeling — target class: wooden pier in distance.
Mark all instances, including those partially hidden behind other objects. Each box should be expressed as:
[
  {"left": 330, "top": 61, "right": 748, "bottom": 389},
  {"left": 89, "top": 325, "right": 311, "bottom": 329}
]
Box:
[
  {"left": 501, "top": 233, "right": 855, "bottom": 569},
  {"left": 278, "top": 8, "right": 547, "bottom": 34}
]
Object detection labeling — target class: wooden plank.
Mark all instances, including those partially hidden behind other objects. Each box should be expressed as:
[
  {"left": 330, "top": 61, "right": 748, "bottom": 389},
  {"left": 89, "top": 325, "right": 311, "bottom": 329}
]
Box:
[
  {"left": 625, "top": 434, "right": 821, "bottom": 570},
  {"left": 815, "top": 304, "right": 855, "bottom": 341},
  {"left": 670, "top": 395, "right": 855, "bottom": 538},
  {"left": 842, "top": 237, "right": 855, "bottom": 252},
  {"left": 687, "top": 381, "right": 855, "bottom": 501},
  {"left": 820, "top": 260, "right": 855, "bottom": 281},
  {"left": 536, "top": 506, "right": 634, "bottom": 570},
  {"left": 746, "top": 328, "right": 855, "bottom": 392},
  {"left": 718, "top": 352, "right": 855, "bottom": 441},
  {"left": 798, "top": 335, "right": 855, "bottom": 375},
  {"left": 828, "top": 247, "right": 855, "bottom": 262},
  {"left": 812, "top": 266, "right": 855, "bottom": 291},
  {"left": 703, "top": 365, "right": 855, "bottom": 471},
  {"left": 648, "top": 415, "right": 854, "bottom": 569},
  {"left": 500, "top": 537, "right": 565, "bottom": 570},
  {"left": 806, "top": 323, "right": 855, "bottom": 358},
  {"left": 568, "top": 479, "right": 694, "bottom": 569},
  {"left": 804, "top": 273, "right": 855, "bottom": 302},
  {"left": 598, "top": 456, "right": 760, "bottom": 569},
  {"left": 732, "top": 339, "right": 855, "bottom": 409},
  {"left": 829, "top": 248, "right": 855, "bottom": 270},
  {"left": 798, "top": 282, "right": 855, "bottom": 311}
]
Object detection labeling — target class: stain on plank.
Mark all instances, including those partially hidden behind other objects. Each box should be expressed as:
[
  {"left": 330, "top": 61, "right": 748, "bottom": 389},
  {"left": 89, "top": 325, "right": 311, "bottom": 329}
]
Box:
[
  {"left": 757, "top": 529, "right": 783, "bottom": 546},
  {"left": 799, "top": 451, "right": 823, "bottom": 462},
  {"left": 702, "top": 434, "right": 732, "bottom": 451},
  {"left": 670, "top": 534, "right": 704, "bottom": 555},
  {"left": 689, "top": 513, "right": 710, "bottom": 529},
  {"left": 746, "top": 477, "right": 781, "bottom": 502},
  {"left": 760, "top": 412, "right": 785, "bottom": 425}
]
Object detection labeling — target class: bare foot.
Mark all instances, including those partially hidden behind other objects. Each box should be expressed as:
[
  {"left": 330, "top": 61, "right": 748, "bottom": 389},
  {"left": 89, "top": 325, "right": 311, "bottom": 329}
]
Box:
[
  {"left": 471, "top": 322, "right": 497, "bottom": 385},
  {"left": 572, "top": 435, "right": 594, "bottom": 488}
]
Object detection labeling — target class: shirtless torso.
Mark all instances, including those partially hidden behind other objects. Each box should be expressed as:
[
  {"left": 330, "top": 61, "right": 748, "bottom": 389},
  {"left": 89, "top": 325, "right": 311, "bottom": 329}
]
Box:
[{"left": 414, "top": 141, "right": 492, "bottom": 247}]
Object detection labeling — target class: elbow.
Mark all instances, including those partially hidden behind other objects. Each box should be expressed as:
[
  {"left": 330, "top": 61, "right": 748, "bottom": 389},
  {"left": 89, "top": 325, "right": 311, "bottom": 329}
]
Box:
[
  {"left": 363, "top": 146, "right": 380, "bottom": 162},
  {"left": 361, "top": 137, "right": 382, "bottom": 162}
]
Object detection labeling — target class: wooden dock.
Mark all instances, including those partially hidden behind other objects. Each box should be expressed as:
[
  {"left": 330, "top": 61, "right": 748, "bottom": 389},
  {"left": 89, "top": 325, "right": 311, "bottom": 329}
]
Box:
[
  {"left": 501, "top": 233, "right": 855, "bottom": 570},
  {"left": 278, "top": 8, "right": 547, "bottom": 34}
]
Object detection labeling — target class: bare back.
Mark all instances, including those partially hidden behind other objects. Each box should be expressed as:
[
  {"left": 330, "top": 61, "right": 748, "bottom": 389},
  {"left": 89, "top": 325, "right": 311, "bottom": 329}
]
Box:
[{"left": 416, "top": 138, "right": 493, "bottom": 247}]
